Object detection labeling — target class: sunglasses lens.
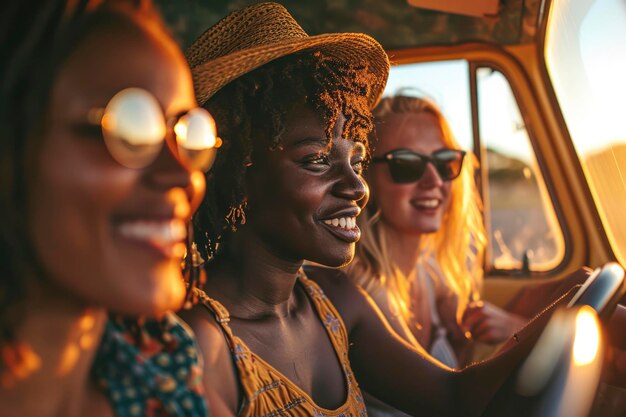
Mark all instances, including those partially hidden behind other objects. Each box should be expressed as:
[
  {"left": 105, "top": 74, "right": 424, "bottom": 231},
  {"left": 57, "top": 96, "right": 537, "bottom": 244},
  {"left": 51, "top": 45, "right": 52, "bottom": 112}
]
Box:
[
  {"left": 433, "top": 149, "right": 465, "bottom": 180},
  {"left": 174, "top": 108, "right": 220, "bottom": 172},
  {"left": 101, "top": 88, "right": 165, "bottom": 169},
  {"left": 389, "top": 152, "right": 426, "bottom": 183}
]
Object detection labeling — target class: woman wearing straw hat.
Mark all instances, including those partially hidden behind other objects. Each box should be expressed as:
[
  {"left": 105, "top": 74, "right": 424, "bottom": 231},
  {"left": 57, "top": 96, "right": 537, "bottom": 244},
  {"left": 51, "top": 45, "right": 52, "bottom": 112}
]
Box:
[
  {"left": 0, "top": 1, "right": 219, "bottom": 415},
  {"left": 182, "top": 3, "right": 587, "bottom": 416}
]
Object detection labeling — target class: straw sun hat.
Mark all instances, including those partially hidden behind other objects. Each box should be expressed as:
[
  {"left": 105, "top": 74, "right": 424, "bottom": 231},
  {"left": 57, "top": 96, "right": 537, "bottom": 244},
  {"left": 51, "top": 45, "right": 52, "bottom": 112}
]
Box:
[{"left": 185, "top": 2, "right": 390, "bottom": 108}]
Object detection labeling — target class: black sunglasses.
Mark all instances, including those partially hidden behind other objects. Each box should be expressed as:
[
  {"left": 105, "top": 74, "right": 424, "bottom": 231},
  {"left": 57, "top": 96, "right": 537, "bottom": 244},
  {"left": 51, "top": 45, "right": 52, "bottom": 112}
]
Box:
[{"left": 371, "top": 148, "right": 466, "bottom": 183}]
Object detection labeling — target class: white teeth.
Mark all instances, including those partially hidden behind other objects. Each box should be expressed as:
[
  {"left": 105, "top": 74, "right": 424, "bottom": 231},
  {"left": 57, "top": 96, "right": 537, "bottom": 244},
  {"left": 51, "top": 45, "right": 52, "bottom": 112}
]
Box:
[
  {"left": 323, "top": 217, "right": 357, "bottom": 230},
  {"left": 118, "top": 219, "right": 186, "bottom": 244},
  {"left": 416, "top": 199, "right": 439, "bottom": 208}
]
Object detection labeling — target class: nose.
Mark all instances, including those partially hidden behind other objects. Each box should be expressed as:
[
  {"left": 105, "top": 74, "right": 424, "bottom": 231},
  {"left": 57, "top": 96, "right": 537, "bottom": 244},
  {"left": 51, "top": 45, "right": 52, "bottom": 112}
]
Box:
[
  {"left": 144, "top": 142, "right": 206, "bottom": 215},
  {"left": 146, "top": 141, "right": 193, "bottom": 189},
  {"left": 418, "top": 161, "right": 444, "bottom": 189},
  {"left": 332, "top": 165, "right": 369, "bottom": 207}
]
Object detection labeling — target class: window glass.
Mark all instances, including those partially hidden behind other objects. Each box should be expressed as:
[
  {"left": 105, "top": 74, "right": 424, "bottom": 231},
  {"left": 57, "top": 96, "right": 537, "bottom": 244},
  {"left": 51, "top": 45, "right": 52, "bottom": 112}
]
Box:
[
  {"left": 545, "top": 0, "right": 626, "bottom": 263},
  {"left": 384, "top": 61, "right": 565, "bottom": 273},
  {"left": 477, "top": 68, "right": 565, "bottom": 271},
  {"left": 384, "top": 60, "right": 473, "bottom": 149}
]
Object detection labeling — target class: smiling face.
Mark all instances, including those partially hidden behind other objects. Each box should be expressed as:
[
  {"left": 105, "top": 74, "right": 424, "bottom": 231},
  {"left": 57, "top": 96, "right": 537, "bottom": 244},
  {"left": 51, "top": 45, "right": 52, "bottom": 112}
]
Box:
[
  {"left": 245, "top": 104, "right": 369, "bottom": 267},
  {"left": 369, "top": 111, "right": 451, "bottom": 237},
  {"left": 28, "top": 14, "right": 204, "bottom": 315}
]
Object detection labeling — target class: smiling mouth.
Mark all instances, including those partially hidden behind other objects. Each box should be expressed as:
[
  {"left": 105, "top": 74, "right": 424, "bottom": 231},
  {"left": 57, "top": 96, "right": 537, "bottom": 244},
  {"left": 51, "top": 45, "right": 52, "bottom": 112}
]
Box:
[
  {"left": 320, "top": 216, "right": 360, "bottom": 243},
  {"left": 323, "top": 216, "right": 357, "bottom": 229},
  {"left": 116, "top": 219, "right": 187, "bottom": 258},
  {"left": 411, "top": 198, "right": 441, "bottom": 210}
]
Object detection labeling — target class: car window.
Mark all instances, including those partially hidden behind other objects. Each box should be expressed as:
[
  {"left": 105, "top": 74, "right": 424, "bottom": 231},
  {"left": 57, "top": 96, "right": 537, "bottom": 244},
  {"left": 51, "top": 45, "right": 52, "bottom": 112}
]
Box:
[
  {"left": 545, "top": 0, "right": 626, "bottom": 265},
  {"left": 383, "top": 60, "right": 473, "bottom": 149},
  {"left": 385, "top": 60, "right": 566, "bottom": 274},
  {"left": 476, "top": 67, "right": 565, "bottom": 272}
]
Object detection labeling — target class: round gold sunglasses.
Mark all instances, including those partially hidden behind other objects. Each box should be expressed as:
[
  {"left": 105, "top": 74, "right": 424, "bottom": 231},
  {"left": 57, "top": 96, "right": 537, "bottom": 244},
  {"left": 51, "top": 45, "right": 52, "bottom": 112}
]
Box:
[{"left": 87, "top": 88, "right": 221, "bottom": 172}]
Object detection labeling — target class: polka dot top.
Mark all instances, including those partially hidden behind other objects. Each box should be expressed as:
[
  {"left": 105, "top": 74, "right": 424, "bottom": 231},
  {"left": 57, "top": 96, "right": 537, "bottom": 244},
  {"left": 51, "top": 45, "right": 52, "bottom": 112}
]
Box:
[{"left": 93, "top": 313, "right": 208, "bottom": 417}]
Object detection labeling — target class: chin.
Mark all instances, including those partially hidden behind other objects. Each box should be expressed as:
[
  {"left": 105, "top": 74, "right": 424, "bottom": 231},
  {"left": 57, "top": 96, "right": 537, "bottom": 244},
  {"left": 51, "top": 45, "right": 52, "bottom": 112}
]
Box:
[
  {"left": 315, "top": 246, "right": 355, "bottom": 268},
  {"left": 150, "top": 262, "right": 186, "bottom": 313},
  {"left": 114, "top": 262, "right": 185, "bottom": 316},
  {"left": 415, "top": 222, "right": 442, "bottom": 235}
]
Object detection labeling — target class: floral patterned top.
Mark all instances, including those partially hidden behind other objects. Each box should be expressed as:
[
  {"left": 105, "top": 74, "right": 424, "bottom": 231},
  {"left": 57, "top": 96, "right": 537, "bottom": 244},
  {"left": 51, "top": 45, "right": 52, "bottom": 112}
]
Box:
[
  {"left": 93, "top": 313, "right": 207, "bottom": 417},
  {"left": 196, "top": 272, "right": 368, "bottom": 417}
]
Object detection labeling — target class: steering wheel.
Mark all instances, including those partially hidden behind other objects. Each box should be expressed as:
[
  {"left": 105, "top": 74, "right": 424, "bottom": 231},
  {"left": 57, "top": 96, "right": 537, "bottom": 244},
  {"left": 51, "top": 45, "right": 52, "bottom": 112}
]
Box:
[
  {"left": 483, "top": 262, "right": 625, "bottom": 417},
  {"left": 567, "top": 262, "right": 625, "bottom": 321}
]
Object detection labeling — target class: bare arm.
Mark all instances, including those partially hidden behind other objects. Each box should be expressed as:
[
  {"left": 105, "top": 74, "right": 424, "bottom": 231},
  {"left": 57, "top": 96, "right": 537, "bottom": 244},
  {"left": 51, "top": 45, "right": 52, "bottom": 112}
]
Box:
[
  {"left": 310, "top": 267, "right": 576, "bottom": 417},
  {"left": 607, "top": 304, "right": 626, "bottom": 349},
  {"left": 605, "top": 304, "right": 626, "bottom": 386},
  {"left": 205, "top": 384, "right": 237, "bottom": 417},
  {"left": 367, "top": 285, "right": 422, "bottom": 348},
  {"left": 178, "top": 307, "right": 239, "bottom": 417},
  {"left": 463, "top": 301, "right": 528, "bottom": 344}
]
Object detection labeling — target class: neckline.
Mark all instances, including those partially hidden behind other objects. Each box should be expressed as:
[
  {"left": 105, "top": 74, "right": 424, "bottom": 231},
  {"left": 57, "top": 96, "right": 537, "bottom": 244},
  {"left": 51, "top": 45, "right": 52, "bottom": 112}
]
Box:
[{"left": 227, "top": 276, "right": 353, "bottom": 414}]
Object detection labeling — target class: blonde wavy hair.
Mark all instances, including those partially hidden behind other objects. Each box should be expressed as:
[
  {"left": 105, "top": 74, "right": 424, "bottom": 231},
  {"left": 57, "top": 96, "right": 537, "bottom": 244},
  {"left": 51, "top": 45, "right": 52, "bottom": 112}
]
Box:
[{"left": 346, "top": 95, "right": 486, "bottom": 324}]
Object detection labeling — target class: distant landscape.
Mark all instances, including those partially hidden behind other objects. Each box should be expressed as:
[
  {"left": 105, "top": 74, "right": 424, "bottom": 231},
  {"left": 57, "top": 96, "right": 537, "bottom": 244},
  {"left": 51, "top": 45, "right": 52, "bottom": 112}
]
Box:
[
  {"left": 487, "top": 143, "right": 626, "bottom": 271},
  {"left": 486, "top": 149, "right": 561, "bottom": 272}
]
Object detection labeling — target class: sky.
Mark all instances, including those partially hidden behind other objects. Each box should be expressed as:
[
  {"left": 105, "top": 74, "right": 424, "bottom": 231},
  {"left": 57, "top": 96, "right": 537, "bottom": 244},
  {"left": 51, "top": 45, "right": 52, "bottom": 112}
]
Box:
[
  {"left": 383, "top": 60, "right": 535, "bottom": 164},
  {"left": 383, "top": 0, "right": 626, "bottom": 162},
  {"left": 544, "top": 0, "right": 626, "bottom": 156}
]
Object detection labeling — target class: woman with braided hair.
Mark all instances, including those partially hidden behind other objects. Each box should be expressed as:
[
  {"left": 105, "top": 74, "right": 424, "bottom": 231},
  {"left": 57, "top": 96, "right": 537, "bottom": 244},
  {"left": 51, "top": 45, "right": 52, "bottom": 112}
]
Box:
[
  {"left": 179, "top": 3, "right": 604, "bottom": 417},
  {"left": 187, "top": 43, "right": 380, "bottom": 417}
]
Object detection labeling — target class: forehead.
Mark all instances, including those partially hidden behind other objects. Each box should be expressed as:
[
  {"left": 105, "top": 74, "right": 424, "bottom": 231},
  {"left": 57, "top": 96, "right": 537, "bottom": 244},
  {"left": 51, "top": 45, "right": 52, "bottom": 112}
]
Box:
[
  {"left": 280, "top": 103, "right": 366, "bottom": 153},
  {"left": 374, "top": 111, "right": 444, "bottom": 154},
  {"left": 51, "top": 15, "right": 194, "bottom": 118},
  {"left": 282, "top": 104, "right": 327, "bottom": 143}
]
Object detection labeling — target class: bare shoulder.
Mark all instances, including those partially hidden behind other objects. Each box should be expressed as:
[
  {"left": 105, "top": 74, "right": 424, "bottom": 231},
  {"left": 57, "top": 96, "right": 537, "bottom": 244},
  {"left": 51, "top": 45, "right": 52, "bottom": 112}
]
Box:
[
  {"left": 178, "top": 305, "right": 229, "bottom": 363},
  {"left": 178, "top": 304, "right": 240, "bottom": 413},
  {"left": 303, "top": 265, "right": 371, "bottom": 330}
]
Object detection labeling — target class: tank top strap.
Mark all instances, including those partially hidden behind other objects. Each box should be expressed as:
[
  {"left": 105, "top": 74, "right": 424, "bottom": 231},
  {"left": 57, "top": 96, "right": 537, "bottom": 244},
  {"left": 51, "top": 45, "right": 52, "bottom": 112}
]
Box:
[
  {"left": 416, "top": 262, "right": 460, "bottom": 368},
  {"left": 194, "top": 276, "right": 367, "bottom": 417},
  {"left": 192, "top": 287, "right": 235, "bottom": 339},
  {"left": 297, "top": 271, "right": 351, "bottom": 362},
  {"left": 192, "top": 288, "right": 264, "bottom": 407}
]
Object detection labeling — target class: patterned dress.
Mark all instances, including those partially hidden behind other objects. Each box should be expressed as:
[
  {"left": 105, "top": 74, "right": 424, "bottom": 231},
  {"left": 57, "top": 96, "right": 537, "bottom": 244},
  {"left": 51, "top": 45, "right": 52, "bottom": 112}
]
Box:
[
  {"left": 196, "top": 272, "right": 368, "bottom": 417},
  {"left": 93, "top": 312, "right": 208, "bottom": 417}
]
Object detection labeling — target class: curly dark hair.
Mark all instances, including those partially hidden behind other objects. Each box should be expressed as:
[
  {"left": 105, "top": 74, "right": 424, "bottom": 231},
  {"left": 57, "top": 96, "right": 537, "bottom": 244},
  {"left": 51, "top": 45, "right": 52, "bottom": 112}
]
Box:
[
  {"left": 193, "top": 50, "right": 376, "bottom": 260},
  {"left": 0, "top": 0, "right": 162, "bottom": 347}
]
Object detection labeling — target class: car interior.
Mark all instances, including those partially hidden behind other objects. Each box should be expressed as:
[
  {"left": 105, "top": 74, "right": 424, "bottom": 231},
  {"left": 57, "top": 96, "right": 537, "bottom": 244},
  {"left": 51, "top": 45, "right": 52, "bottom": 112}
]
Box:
[{"left": 156, "top": 0, "right": 626, "bottom": 415}]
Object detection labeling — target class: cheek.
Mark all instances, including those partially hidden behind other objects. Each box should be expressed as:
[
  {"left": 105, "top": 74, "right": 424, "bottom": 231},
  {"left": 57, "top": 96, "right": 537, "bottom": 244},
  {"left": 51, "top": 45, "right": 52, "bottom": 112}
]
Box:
[
  {"left": 250, "top": 165, "right": 325, "bottom": 225},
  {"left": 29, "top": 141, "right": 139, "bottom": 300},
  {"left": 189, "top": 171, "right": 206, "bottom": 217},
  {"left": 441, "top": 183, "right": 453, "bottom": 212},
  {"left": 376, "top": 189, "right": 413, "bottom": 228},
  {"left": 359, "top": 177, "right": 370, "bottom": 209},
  {"left": 371, "top": 175, "right": 413, "bottom": 219},
  {"left": 291, "top": 181, "right": 327, "bottom": 219}
]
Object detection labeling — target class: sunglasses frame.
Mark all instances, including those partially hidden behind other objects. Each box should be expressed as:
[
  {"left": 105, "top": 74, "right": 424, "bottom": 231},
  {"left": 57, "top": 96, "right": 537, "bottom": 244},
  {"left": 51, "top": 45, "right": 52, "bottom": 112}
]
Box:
[
  {"left": 87, "top": 88, "right": 221, "bottom": 172},
  {"left": 371, "top": 148, "right": 466, "bottom": 183}
]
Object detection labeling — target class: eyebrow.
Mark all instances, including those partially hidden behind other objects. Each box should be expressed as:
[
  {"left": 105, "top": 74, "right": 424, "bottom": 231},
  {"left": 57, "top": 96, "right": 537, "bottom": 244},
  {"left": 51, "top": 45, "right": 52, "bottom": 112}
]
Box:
[{"left": 285, "top": 136, "right": 329, "bottom": 149}]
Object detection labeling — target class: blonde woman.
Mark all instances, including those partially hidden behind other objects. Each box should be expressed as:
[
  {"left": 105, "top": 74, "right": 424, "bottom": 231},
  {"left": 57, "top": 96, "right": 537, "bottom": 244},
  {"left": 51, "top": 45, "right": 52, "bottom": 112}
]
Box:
[{"left": 346, "top": 94, "right": 526, "bottom": 370}]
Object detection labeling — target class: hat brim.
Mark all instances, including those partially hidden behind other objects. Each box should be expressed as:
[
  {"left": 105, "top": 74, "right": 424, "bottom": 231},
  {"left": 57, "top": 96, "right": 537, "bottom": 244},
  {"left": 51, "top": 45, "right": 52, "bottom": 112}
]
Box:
[{"left": 188, "top": 32, "right": 389, "bottom": 109}]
